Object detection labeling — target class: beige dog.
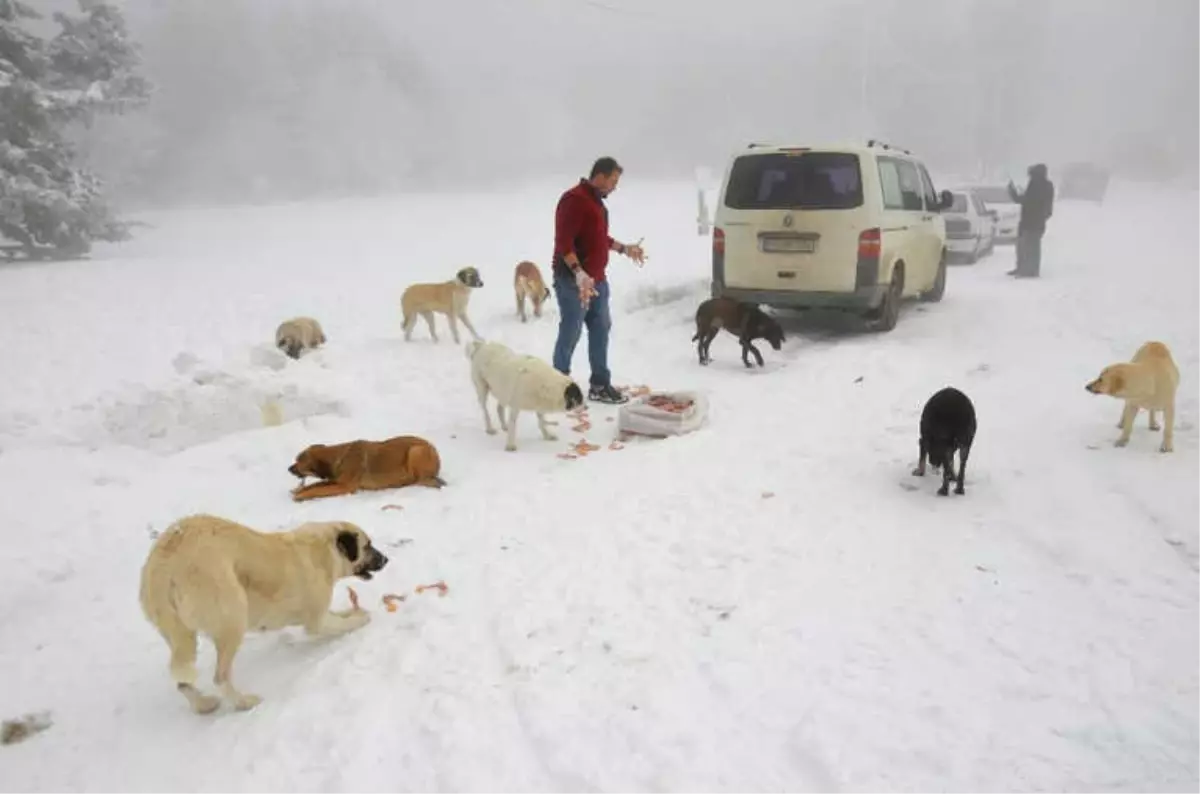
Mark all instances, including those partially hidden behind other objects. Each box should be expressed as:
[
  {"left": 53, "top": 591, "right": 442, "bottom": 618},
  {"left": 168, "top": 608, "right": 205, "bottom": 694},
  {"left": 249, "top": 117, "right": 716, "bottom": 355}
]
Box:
[
  {"left": 275, "top": 316, "right": 326, "bottom": 359},
  {"left": 465, "top": 339, "right": 585, "bottom": 451},
  {"left": 401, "top": 266, "right": 484, "bottom": 343},
  {"left": 514, "top": 260, "right": 551, "bottom": 322},
  {"left": 1085, "top": 340, "right": 1180, "bottom": 452},
  {"left": 139, "top": 514, "right": 388, "bottom": 714}
]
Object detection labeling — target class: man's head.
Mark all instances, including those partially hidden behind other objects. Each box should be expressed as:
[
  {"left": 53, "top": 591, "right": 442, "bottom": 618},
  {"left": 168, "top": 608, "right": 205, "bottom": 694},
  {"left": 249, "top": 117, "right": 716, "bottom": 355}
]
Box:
[
  {"left": 588, "top": 156, "right": 623, "bottom": 197},
  {"left": 1028, "top": 163, "right": 1048, "bottom": 180}
]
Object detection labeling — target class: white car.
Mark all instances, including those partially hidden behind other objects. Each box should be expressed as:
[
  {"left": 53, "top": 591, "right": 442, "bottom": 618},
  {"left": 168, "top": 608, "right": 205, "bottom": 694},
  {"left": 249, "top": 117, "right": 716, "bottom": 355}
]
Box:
[
  {"left": 972, "top": 185, "right": 1021, "bottom": 244},
  {"left": 712, "top": 140, "right": 953, "bottom": 332},
  {"left": 943, "top": 188, "right": 997, "bottom": 263}
]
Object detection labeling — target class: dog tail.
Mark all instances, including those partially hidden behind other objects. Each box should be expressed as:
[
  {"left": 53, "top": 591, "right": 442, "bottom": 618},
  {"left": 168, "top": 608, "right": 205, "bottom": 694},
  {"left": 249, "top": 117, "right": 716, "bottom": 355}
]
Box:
[
  {"left": 410, "top": 440, "right": 444, "bottom": 487},
  {"left": 139, "top": 550, "right": 191, "bottom": 646}
]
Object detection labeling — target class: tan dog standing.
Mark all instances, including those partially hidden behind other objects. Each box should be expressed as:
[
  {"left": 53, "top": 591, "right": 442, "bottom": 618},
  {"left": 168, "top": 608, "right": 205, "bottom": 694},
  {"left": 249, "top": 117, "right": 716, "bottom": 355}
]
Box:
[
  {"left": 401, "top": 267, "right": 484, "bottom": 343},
  {"left": 288, "top": 434, "right": 446, "bottom": 501},
  {"left": 1085, "top": 340, "right": 1180, "bottom": 452},
  {"left": 513, "top": 260, "right": 551, "bottom": 322},
  {"left": 275, "top": 316, "right": 326, "bottom": 359},
  {"left": 139, "top": 515, "right": 388, "bottom": 714}
]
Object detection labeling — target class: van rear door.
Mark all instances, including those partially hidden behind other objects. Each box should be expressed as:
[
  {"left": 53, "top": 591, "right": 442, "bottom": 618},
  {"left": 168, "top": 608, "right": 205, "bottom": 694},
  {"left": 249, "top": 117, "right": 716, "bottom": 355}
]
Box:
[{"left": 719, "top": 150, "right": 866, "bottom": 293}]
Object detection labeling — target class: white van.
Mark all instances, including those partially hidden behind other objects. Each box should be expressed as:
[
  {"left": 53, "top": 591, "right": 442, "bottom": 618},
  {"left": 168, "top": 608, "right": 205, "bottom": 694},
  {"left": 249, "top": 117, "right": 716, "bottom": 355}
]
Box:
[{"left": 711, "top": 141, "right": 953, "bottom": 331}]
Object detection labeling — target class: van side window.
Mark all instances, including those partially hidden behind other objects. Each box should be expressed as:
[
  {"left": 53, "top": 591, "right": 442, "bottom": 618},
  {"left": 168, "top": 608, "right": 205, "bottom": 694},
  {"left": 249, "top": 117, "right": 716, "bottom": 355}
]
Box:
[
  {"left": 878, "top": 157, "right": 923, "bottom": 211},
  {"left": 878, "top": 160, "right": 904, "bottom": 210},
  {"left": 916, "top": 164, "right": 939, "bottom": 211}
]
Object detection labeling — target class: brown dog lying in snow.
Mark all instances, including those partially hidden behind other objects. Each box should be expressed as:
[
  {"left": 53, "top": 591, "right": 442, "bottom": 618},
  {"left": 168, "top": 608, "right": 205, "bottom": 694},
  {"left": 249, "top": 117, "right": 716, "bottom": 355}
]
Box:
[{"left": 288, "top": 435, "right": 446, "bottom": 501}]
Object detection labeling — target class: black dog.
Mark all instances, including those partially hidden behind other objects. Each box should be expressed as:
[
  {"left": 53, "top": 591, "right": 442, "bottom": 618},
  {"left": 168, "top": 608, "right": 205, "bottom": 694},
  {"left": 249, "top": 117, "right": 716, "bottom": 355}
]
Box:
[
  {"left": 912, "top": 386, "right": 977, "bottom": 496},
  {"left": 692, "top": 297, "right": 785, "bottom": 368}
]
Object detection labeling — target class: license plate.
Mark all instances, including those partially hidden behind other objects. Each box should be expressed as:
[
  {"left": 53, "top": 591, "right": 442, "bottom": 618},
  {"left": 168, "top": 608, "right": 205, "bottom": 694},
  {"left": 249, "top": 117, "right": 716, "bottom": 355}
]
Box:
[{"left": 761, "top": 236, "right": 815, "bottom": 253}]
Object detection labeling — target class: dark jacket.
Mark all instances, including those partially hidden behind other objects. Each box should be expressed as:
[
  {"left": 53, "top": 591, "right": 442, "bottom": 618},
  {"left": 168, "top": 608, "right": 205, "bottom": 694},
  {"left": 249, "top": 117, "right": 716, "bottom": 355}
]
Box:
[
  {"left": 553, "top": 179, "right": 615, "bottom": 282},
  {"left": 1009, "top": 164, "right": 1055, "bottom": 234}
]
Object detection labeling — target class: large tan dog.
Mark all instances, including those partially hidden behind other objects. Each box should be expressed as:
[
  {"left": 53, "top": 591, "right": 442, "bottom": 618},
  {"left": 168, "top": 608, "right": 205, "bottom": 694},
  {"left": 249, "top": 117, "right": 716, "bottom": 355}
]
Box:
[
  {"left": 401, "top": 266, "right": 484, "bottom": 344},
  {"left": 465, "top": 339, "right": 585, "bottom": 452},
  {"left": 275, "top": 316, "right": 326, "bottom": 359},
  {"left": 1085, "top": 340, "right": 1180, "bottom": 452},
  {"left": 139, "top": 514, "right": 388, "bottom": 714},
  {"left": 513, "top": 260, "right": 551, "bottom": 322},
  {"left": 288, "top": 435, "right": 446, "bottom": 501}
]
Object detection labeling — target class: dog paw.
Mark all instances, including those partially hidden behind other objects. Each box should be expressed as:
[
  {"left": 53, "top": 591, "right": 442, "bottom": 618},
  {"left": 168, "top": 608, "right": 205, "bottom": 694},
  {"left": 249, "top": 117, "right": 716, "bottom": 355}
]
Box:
[
  {"left": 1160, "top": 443, "right": 1173, "bottom": 453},
  {"left": 504, "top": 444, "right": 517, "bottom": 452},
  {"left": 1114, "top": 438, "right": 1129, "bottom": 448},
  {"left": 911, "top": 467, "right": 924, "bottom": 477},
  {"left": 542, "top": 433, "right": 558, "bottom": 442},
  {"left": 233, "top": 694, "right": 262, "bottom": 712},
  {"left": 954, "top": 487, "right": 965, "bottom": 495},
  {"left": 486, "top": 428, "right": 497, "bottom": 435},
  {"left": 192, "top": 694, "right": 222, "bottom": 715},
  {"left": 937, "top": 487, "right": 949, "bottom": 497}
]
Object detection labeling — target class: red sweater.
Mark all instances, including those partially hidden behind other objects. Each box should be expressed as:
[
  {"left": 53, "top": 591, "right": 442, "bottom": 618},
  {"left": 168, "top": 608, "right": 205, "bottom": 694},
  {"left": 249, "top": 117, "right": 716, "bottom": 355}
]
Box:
[{"left": 553, "top": 179, "right": 615, "bottom": 282}]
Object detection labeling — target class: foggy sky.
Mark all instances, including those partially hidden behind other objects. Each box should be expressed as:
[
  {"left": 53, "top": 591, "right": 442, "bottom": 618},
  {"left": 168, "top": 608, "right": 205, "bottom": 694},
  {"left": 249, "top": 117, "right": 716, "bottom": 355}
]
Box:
[{"left": 70, "top": 0, "right": 1199, "bottom": 205}]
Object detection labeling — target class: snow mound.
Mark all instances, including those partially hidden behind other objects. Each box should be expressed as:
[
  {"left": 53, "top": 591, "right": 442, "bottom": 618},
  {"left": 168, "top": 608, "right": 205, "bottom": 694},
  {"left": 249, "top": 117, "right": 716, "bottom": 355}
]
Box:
[
  {"left": 621, "top": 277, "right": 709, "bottom": 313},
  {"left": 73, "top": 364, "right": 346, "bottom": 454}
]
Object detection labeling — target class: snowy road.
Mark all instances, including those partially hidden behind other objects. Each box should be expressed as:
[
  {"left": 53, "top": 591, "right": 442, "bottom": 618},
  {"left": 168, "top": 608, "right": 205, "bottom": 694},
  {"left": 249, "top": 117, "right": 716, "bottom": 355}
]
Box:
[{"left": 0, "top": 179, "right": 1195, "bottom": 791}]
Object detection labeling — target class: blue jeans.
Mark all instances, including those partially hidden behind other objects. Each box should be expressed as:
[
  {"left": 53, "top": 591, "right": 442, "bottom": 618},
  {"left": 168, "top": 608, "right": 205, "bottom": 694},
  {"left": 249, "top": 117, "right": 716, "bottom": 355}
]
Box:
[{"left": 552, "top": 273, "right": 611, "bottom": 387}]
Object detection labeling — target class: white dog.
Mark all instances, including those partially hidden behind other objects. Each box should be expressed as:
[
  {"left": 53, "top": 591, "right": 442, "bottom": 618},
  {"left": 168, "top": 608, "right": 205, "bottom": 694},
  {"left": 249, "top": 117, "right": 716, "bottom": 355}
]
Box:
[
  {"left": 465, "top": 339, "right": 585, "bottom": 451},
  {"left": 139, "top": 514, "right": 388, "bottom": 714}
]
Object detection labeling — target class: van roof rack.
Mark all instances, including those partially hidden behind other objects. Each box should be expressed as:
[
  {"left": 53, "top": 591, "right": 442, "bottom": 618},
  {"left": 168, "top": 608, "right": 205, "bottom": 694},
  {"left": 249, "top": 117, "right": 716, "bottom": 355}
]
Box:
[{"left": 867, "top": 139, "right": 912, "bottom": 155}]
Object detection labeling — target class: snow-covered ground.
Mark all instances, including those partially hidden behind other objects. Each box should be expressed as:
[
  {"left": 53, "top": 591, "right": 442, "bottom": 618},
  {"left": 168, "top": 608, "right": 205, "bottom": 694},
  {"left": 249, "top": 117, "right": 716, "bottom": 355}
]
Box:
[{"left": 0, "top": 178, "right": 1196, "bottom": 792}]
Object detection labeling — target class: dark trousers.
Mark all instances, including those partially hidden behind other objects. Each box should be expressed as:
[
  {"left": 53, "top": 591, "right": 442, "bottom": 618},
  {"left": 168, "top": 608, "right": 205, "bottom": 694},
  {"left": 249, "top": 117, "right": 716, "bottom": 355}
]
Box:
[{"left": 1015, "top": 228, "right": 1044, "bottom": 276}]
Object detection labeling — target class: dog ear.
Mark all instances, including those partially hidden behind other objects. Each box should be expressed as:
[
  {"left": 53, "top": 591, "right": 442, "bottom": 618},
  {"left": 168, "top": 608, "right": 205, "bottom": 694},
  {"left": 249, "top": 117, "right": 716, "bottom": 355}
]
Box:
[
  {"left": 1110, "top": 372, "right": 1124, "bottom": 394},
  {"left": 335, "top": 530, "right": 360, "bottom": 561}
]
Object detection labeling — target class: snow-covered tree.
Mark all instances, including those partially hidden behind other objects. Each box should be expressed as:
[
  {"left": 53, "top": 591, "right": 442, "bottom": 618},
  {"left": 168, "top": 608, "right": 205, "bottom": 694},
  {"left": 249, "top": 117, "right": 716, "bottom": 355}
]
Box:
[{"left": 0, "top": 0, "right": 149, "bottom": 257}]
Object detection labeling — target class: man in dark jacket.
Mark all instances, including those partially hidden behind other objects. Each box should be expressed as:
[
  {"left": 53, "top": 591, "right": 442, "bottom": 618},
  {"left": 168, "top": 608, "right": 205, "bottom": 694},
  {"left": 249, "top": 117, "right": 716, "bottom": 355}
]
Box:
[
  {"left": 551, "top": 156, "right": 646, "bottom": 405},
  {"left": 1007, "top": 163, "right": 1055, "bottom": 278}
]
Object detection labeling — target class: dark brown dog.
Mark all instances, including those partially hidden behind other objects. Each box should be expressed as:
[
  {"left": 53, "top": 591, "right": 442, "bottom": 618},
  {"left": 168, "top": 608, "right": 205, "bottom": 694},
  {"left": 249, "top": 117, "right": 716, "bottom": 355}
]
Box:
[
  {"left": 692, "top": 296, "right": 785, "bottom": 368},
  {"left": 288, "top": 435, "right": 446, "bottom": 502}
]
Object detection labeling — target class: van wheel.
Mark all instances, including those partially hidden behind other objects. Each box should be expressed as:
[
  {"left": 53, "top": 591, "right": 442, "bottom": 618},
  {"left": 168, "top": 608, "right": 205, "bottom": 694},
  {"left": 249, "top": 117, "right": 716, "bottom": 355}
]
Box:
[
  {"left": 872, "top": 265, "right": 904, "bottom": 332},
  {"left": 920, "top": 253, "right": 947, "bottom": 303}
]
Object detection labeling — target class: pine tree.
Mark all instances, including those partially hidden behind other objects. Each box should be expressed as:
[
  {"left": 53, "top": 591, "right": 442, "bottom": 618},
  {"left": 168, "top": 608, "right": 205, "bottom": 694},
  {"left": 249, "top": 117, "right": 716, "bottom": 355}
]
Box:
[{"left": 0, "top": 0, "right": 149, "bottom": 259}]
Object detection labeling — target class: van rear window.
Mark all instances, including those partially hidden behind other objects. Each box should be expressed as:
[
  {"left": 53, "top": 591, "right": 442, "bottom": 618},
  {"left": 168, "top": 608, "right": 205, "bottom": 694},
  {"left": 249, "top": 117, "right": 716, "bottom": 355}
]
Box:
[{"left": 724, "top": 152, "right": 863, "bottom": 210}]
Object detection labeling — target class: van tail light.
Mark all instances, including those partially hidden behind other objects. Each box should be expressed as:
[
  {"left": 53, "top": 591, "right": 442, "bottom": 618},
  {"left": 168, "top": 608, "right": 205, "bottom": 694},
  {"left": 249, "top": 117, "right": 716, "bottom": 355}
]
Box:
[
  {"left": 858, "top": 227, "right": 881, "bottom": 259},
  {"left": 713, "top": 227, "right": 725, "bottom": 255}
]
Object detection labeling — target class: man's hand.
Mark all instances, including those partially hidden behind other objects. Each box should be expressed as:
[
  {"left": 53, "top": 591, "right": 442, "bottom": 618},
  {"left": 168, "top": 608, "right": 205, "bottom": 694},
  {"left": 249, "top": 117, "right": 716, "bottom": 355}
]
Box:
[
  {"left": 619, "top": 237, "right": 646, "bottom": 265},
  {"left": 574, "top": 268, "right": 597, "bottom": 305}
]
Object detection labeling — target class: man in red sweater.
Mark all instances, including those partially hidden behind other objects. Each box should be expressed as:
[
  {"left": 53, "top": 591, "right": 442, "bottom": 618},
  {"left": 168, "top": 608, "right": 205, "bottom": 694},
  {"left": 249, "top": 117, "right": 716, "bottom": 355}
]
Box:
[{"left": 551, "top": 156, "right": 646, "bottom": 405}]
